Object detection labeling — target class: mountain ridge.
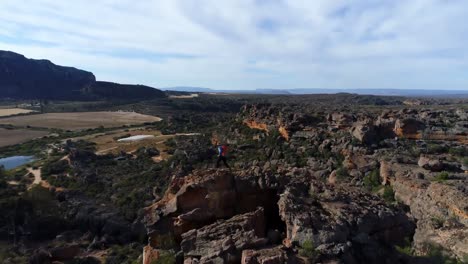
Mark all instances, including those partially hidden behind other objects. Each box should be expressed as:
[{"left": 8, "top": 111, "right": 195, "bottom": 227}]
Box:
[{"left": 0, "top": 50, "right": 165, "bottom": 100}]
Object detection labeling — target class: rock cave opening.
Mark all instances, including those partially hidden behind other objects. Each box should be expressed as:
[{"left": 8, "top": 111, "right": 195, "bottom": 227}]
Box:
[
  {"left": 263, "top": 189, "right": 286, "bottom": 236},
  {"left": 236, "top": 188, "right": 286, "bottom": 244}
]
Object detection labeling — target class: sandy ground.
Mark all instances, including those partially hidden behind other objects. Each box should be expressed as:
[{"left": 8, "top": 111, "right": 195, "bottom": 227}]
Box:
[
  {"left": 0, "top": 128, "right": 49, "bottom": 147},
  {"left": 0, "top": 111, "right": 161, "bottom": 130},
  {"left": 0, "top": 108, "right": 35, "bottom": 117},
  {"left": 27, "top": 166, "right": 64, "bottom": 191},
  {"left": 28, "top": 167, "right": 42, "bottom": 185}
]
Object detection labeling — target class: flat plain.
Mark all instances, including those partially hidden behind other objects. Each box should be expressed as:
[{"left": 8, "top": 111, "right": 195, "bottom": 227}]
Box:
[
  {"left": 0, "top": 128, "right": 49, "bottom": 147},
  {"left": 0, "top": 108, "right": 35, "bottom": 117},
  {"left": 0, "top": 111, "right": 161, "bottom": 130}
]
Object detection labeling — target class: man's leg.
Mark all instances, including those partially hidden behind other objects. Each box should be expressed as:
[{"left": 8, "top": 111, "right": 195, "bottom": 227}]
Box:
[
  {"left": 216, "top": 156, "right": 222, "bottom": 168},
  {"left": 222, "top": 157, "right": 230, "bottom": 169}
]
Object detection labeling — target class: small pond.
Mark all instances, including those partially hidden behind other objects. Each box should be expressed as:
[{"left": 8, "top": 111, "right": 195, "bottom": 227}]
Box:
[{"left": 0, "top": 156, "right": 35, "bottom": 170}]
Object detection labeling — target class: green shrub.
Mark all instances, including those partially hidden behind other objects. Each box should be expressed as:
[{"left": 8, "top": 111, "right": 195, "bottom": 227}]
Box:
[
  {"left": 422, "top": 243, "right": 464, "bottom": 264},
  {"left": 433, "top": 172, "right": 449, "bottom": 183},
  {"left": 152, "top": 251, "right": 176, "bottom": 264},
  {"left": 335, "top": 166, "right": 348, "bottom": 180},
  {"left": 41, "top": 159, "right": 70, "bottom": 177},
  {"left": 363, "top": 169, "right": 381, "bottom": 191},
  {"left": 395, "top": 237, "right": 413, "bottom": 256},
  {"left": 463, "top": 158, "right": 468, "bottom": 166},
  {"left": 427, "top": 144, "right": 448, "bottom": 154},
  {"left": 431, "top": 217, "right": 445, "bottom": 228},
  {"left": 299, "top": 240, "right": 318, "bottom": 260},
  {"left": 382, "top": 185, "right": 395, "bottom": 203}
]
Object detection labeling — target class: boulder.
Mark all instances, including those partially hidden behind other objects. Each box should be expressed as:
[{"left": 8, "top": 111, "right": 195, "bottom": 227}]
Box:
[
  {"left": 394, "top": 118, "right": 425, "bottom": 139},
  {"left": 351, "top": 122, "right": 377, "bottom": 145},
  {"left": 418, "top": 156, "right": 444, "bottom": 172},
  {"left": 181, "top": 208, "right": 267, "bottom": 263},
  {"left": 278, "top": 181, "right": 414, "bottom": 263},
  {"left": 241, "top": 246, "right": 286, "bottom": 264},
  {"left": 50, "top": 244, "right": 81, "bottom": 261}
]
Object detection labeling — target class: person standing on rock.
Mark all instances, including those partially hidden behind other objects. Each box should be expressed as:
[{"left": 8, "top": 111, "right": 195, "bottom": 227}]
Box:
[{"left": 216, "top": 143, "right": 231, "bottom": 169}]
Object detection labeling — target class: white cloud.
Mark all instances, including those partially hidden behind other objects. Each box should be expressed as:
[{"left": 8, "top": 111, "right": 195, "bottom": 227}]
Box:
[{"left": 0, "top": 0, "right": 467, "bottom": 90}]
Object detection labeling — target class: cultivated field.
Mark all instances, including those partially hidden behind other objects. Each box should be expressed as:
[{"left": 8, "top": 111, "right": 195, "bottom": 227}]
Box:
[
  {"left": 72, "top": 129, "right": 173, "bottom": 159},
  {"left": 0, "top": 111, "right": 161, "bottom": 130},
  {"left": 0, "top": 128, "right": 49, "bottom": 147},
  {"left": 0, "top": 108, "right": 35, "bottom": 117}
]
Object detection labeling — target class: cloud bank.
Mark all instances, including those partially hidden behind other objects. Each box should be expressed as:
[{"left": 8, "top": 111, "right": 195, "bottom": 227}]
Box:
[{"left": 1, "top": 0, "right": 467, "bottom": 90}]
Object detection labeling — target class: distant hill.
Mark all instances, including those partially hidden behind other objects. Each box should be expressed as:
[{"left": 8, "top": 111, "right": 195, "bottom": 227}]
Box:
[
  {"left": 164, "top": 87, "right": 214, "bottom": 93},
  {"left": 164, "top": 86, "right": 468, "bottom": 98},
  {"left": 85, "top": 81, "right": 165, "bottom": 100},
  {"left": 0, "top": 50, "right": 165, "bottom": 100},
  {"left": 285, "top": 88, "right": 468, "bottom": 97}
]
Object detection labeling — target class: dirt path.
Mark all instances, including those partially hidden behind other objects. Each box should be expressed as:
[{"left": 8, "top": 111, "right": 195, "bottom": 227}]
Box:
[
  {"left": 28, "top": 167, "right": 42, "bottom": 185},
  {"left": 27, "top": 166, "right": 65, "bottom": 191}
]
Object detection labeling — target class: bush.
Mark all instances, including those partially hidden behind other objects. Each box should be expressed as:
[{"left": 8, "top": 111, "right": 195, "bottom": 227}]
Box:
[
  {"left": 335, "top": 166, "right": 348, "bottom": 180},
  {"left": 395, "top": 237, "right": 413, "bottom": 256},
  {"left": 463, "top": 158, "right": 468, "bottom": 166},
  {"left": 422, "top": 243, "right": 463, "bottom": 264},
  {"left": 433, "top": 172, "right": 449, "bottom": 183},
  {"left": 382, "top": 185, "right": 395, "bottom": 203},
  {"left": 152, "top": 251, "right": 176, "bottom": 264},
  {"left": 41, "top": 159, "right": 70, "bottom": 177},
  {"left": 363, "top": 169, "right": 381, "bottom": 191},
  {"left": 299, "top": 240, "right": 318, "bottom": 260}
]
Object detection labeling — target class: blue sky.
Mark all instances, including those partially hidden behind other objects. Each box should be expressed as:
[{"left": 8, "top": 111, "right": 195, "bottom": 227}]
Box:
[{"left": 1, "top": 0, "right": 467, "bottom": 90}]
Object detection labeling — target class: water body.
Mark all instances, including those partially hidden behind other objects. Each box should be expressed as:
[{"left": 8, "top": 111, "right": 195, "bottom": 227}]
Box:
[
  {"left": 0, "top": 156, "right": 35, "bottom": 170},
  {"left": 117, "top": 135, "right": 155, "bottom": 142}
]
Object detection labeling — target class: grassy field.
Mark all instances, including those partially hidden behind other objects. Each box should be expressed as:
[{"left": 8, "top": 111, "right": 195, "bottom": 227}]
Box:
[
  {"left": 0, "top": 128, "right": 49, "bottom": 147},
  {"left": 0, "top": 108, "right": 35, "bottom": 117},
  {"left": 0, "top": 111, "right": 161, "bottom": 130}
]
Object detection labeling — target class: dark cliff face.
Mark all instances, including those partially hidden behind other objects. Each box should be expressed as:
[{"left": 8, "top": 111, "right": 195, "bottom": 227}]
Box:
[
  {"left": 0, "top": 51, "right": 96, "bottom": 100},
  {"left": 85, "top": 81, "right": 166, "bottom": 100},
  {"left": 0, "top": 50, "right": 166, "bottom": 100}
]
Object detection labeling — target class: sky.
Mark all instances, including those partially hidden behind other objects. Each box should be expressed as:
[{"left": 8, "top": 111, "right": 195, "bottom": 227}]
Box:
[{"left": 1, "top": 0, "right": 467, "bottom": 90}]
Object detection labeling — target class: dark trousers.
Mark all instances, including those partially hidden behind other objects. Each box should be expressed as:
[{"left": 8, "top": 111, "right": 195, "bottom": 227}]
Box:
[{"left": 216, "top": 156, "right": 230, "bottom": 168}]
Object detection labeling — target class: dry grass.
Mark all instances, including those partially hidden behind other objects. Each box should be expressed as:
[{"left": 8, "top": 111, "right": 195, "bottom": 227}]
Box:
[
  {"left": 0, "top": 128, "right": 49, "bottom": 147},
  {"left": 0, "top": 108, "right": 35, "bottom": 117},
  {"left": 0, "top": 111, "right": 161, "bottom": 130},
  {"left": 75, "top": 128, "right": 175, "bottom": 160}
]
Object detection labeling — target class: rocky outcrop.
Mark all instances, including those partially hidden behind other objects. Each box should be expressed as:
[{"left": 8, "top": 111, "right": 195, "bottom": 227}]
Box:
[
  {"left": 142, "top": 168, "right": 416, "bottom": 263},
  {"left": 327, "top": 113, "right": 355, "bottom": 129},
  {"left": 241, "top": 246, "right": 288, "bottom": 264},
  {"left": 143, "top": 169, "right": 282, "bottom": 263},
  {"left": 351, "top": 121, "right": 377, "bottom": 144},
  {"left": 381, "top": 162, "right": 468, "bottom": 259},
  {"left": 181, "top": 208, "right": 267, "bottom": 263},
  {"left": 278, "top": 181, "right": 414, "bottom": 263},
  {"left": 394, "top": 118, "right": 425, "bottom": 139}
]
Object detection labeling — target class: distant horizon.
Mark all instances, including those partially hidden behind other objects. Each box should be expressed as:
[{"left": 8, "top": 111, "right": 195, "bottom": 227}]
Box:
[
  {"left": 1, "top": 1, "right": 468, "bottom": 90},
  {"left": 165, "top": 86, "right": 468, "bottom": 91}
]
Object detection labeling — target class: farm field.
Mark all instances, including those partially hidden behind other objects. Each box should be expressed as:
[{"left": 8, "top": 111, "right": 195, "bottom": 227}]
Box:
[
  {"left": 0, "top": 111, "right": 161, "bottom": 130},
  {"left": 0, "top": 128, "right": 49, "bottom": 147},
  {"left": 0, "top": 108, "right": 35, "bottom": 117},
  {"left": 78, "top": 129, "right": 174, "bottom": 158}
]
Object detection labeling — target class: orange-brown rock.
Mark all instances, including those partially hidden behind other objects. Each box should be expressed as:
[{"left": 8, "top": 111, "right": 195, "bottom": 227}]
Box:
[
  {"left": 241, "top": 246, "right": 287, "bottom": 264},
  {"left": 278, "top": 125, "right": 290, "bottom": 141},
  {"left": 244, "top": 120, "right": 269, "bottom": 132},
  {"left": 143, "top": 169, "right": 280, "bottom": 251},
  {"left": 143, "top": 245, "right": 160, "bottom": 264},
  {"left": 394, "top": 118, "right": 425, "bottom": 139}
]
